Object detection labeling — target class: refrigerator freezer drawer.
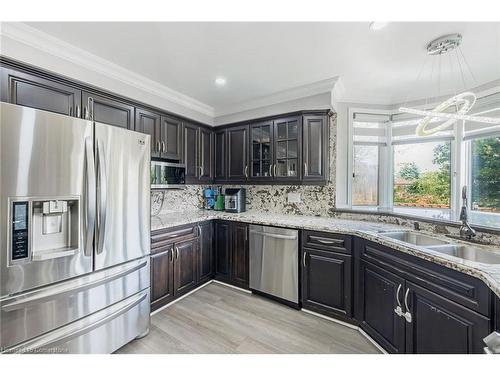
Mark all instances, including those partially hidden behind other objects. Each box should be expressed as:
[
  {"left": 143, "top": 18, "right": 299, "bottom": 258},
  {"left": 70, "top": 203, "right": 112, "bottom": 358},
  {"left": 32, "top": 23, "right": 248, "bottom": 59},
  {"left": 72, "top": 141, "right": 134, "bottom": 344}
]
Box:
[
  {"left": 0, "top": 257, "right": 150, "bottom": 351},
  {"left": 5, "top": 289, "right": 150, "bottom": 354}
]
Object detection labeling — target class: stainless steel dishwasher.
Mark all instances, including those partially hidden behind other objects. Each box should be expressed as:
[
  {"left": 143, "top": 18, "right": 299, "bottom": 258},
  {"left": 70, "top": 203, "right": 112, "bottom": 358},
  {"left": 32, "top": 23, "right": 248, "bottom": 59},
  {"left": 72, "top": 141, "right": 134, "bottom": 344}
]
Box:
[{"left": 249, "top": 225, "right": 299, "bottom": 304}]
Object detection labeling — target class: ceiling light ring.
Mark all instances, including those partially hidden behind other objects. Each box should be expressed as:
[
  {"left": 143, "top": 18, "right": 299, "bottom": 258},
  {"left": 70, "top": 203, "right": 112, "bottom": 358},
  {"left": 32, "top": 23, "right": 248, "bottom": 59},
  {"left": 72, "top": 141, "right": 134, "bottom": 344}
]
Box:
[{"left": 414, "top": 92, "right": 476, "bottom": 136}]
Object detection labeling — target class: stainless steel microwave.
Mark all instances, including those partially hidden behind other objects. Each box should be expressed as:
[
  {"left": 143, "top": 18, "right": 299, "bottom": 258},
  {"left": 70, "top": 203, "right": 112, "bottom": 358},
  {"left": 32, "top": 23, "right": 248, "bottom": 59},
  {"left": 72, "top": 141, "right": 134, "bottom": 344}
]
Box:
[{"left": 151, "top": 161, "right": 186, "bottom": 189}]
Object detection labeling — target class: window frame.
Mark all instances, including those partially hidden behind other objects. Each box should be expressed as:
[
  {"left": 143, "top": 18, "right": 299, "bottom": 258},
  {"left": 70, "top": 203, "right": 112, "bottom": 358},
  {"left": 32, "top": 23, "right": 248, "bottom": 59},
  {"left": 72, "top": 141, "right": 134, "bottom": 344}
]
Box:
[{"left": 346, "top": 107, "right": 461, "bottom": 223}]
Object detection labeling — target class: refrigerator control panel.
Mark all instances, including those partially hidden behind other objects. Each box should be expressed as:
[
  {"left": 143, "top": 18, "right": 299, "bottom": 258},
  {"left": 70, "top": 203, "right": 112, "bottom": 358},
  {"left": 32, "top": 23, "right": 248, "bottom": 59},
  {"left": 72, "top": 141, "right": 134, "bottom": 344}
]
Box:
[{"left": 11, "top": 201, "right": 29, "bottom": 261}]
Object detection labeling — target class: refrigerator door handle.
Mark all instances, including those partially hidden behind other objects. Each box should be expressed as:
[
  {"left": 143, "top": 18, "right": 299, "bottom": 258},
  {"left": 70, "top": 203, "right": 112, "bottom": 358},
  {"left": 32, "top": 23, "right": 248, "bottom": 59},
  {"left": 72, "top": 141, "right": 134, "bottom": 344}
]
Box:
[
  {"left": 84, "top": 136, "right": 96, "bottom": 257},
  {"left": 1, "top": 258, "right": 148, "bottom": 312},
  {"left": 96, "top": 139, "right": 108, "bottom": 255}
]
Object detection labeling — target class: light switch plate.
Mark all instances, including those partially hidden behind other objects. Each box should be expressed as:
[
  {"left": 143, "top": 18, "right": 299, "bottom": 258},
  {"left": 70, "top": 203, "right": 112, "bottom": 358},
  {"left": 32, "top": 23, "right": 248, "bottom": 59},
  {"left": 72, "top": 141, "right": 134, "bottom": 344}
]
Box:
[{"left": 287, "top": 192, "right": 301, "bottom": 203}]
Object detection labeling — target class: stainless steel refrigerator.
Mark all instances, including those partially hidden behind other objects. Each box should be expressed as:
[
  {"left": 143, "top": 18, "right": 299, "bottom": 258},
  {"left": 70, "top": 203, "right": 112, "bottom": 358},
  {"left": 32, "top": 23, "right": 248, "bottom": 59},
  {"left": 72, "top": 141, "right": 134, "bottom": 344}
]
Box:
[{"left": 0, "top": 102, "right": 151, "bottom": 354}]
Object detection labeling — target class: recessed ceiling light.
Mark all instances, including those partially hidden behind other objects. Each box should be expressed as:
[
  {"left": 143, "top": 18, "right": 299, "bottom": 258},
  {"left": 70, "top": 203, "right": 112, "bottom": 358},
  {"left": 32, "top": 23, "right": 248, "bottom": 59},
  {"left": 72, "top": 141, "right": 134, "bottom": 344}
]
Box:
[
  {"left": 369, "top": 22, "right": 389, "bottom": 31},
  {"left": 215, "top": 77, "right": 226, "bottom": 86}
]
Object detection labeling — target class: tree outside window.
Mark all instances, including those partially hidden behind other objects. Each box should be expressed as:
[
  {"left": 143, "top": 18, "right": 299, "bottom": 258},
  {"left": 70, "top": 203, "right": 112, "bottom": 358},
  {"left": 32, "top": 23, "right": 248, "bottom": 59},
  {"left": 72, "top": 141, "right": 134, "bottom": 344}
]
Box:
[{"left": 394, "top": 142, "right": 451, "bottom": 208}]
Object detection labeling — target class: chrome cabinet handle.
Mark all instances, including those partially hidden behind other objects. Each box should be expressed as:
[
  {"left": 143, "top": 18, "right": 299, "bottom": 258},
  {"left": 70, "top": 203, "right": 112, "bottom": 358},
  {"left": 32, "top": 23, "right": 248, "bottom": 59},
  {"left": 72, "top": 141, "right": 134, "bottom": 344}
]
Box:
[
  {"left": 394, "top": 284, "right": 403, "bottom": 317},
  {"left": 197, "top": 224, "right": 202, "bottom": 237},
  {"left": 170, "top": 248, "right": 174, "bottom": 262},
  {"left": 156, "top": 141, "right": 161, "bottom": 153},
  {"left": 244, "top": 165, "right": 248, "bottom": 179},
  {"left": 76, "top": 105, "right": 81, "bottom": 118},
  {"left": 162, "top": 141, "right": 166, "bottom": 153},
  {"left": 84, "top": 137, "right": 96, "bottom": 257},
  {"left": 403, "top": 288, "right": 412, "bottom": 323},
  {"left": 268, "top": 163, "right": 272, "bottom": 177},
  {"left": 96, "top": 139, "right": 107, "bottom": 255},
  {"left": 304, "top": 162, "right": 308, "bottom": 176},
  {"left": 175, "top": 246, "right": 179, "bottom": 260},
  {"left": 309, "top": 236, "right": 344, "bottom": 245},
  {"left": 274, "top": 164, "right": 277, "bottom": 177},
  {"left": 302, "top": 251, "right": 307, "bottom": 268}
]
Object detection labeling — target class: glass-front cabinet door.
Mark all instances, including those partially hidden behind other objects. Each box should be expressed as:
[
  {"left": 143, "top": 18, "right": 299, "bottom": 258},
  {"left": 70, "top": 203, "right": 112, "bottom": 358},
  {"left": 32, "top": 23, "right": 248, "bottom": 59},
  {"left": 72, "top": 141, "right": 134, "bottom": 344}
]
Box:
[
  {"left": 250, "top": 121, "right": 273, "bottom": 181},
  {"left": 273, "top": 116, "right": 301, "bottom": 181}
]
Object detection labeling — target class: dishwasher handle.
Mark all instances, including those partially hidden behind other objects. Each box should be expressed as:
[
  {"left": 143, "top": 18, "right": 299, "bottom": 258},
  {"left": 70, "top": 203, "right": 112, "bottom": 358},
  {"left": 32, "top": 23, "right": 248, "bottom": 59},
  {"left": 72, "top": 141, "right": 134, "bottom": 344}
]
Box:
[{"left": 249, "top": 230, "right": 297, "bottom": 241}]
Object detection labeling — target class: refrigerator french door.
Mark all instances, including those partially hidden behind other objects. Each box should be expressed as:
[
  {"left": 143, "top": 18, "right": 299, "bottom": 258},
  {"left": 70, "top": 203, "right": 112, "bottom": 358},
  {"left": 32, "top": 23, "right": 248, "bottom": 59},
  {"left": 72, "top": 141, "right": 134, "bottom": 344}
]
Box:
[{"left": 0, "top": 103, "right": 151, "bottom": 353}]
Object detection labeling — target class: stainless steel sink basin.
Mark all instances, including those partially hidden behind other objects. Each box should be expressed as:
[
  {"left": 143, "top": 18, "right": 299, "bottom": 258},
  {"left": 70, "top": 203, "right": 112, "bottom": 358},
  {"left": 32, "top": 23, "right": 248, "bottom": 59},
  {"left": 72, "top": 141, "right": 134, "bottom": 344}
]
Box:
[
  {"left": 425, "top": 244, "right": 500, "bottom": 264},
  {"left": 381, "top": 231, "right": 449, "bottom": 246}
]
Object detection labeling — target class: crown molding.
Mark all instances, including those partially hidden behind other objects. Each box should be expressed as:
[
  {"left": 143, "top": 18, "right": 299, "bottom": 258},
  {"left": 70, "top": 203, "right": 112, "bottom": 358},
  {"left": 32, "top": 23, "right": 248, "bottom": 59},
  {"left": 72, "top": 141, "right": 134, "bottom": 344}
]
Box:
[
  {"left": 0, "top": 22, "right": 215, "bottom": 118},
  {"left": 214, "top": 77, "right": 339, "bottom": 118}
]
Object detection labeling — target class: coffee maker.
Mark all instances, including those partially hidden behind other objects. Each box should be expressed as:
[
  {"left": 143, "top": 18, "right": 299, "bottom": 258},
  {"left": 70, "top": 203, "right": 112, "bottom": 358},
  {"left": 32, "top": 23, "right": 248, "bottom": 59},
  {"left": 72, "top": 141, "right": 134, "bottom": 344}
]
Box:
[{"left": 224, "top": 188, "right": 246, "bottom": 213}]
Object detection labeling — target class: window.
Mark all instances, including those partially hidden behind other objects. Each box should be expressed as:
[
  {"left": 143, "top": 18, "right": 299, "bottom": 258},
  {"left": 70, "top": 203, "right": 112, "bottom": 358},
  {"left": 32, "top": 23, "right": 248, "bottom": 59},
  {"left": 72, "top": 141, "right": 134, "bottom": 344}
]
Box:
[
  {"left": 470, "top": 136, "right": 500, "bottom": 213},
  {"left": 393, "top": 141, "right": 451, "bottom": 209},
  {"left": 353, "top": 145, "right": 379, "bottom": 206},
  {"left": 345, "top": 93, "right": 500, "bottom": 229}
]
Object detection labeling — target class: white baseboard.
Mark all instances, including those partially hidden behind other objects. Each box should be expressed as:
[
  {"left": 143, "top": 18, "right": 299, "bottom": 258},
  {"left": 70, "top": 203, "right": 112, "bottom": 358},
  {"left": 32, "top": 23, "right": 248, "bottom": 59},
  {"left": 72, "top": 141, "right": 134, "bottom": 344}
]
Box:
[
  {"left": 301, "top": 309, "right": 358, "bottom": 330},
  {"left": 358, "top": 328, "right": 387, "bottom": 354},
  {"left": 211, "top": 279, "right": 253, "bottom": 294},
  {"left": 150, "top": 280, "right": 213, "bottom": 316}
]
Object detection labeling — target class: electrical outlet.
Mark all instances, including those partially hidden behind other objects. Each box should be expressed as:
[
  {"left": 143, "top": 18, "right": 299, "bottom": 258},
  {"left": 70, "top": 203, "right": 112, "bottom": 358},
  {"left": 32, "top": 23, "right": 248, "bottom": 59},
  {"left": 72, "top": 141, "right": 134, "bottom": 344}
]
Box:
[{"left": 287, "top": 192, "right": 301, "bottom": 204}]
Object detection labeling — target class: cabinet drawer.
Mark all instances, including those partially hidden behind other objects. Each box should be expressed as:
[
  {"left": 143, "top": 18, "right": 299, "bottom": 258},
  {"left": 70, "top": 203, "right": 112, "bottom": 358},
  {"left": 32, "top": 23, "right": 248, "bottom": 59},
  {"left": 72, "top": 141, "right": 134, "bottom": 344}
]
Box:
[
  {"left": 302, "top": 230, "right": 351, "bottom": 254},
  {"left": 151, "top": 224, "right": 198, "bottom": 249},
  {"left": 357, "top": 238, "right": 491, "bottom": 316}
]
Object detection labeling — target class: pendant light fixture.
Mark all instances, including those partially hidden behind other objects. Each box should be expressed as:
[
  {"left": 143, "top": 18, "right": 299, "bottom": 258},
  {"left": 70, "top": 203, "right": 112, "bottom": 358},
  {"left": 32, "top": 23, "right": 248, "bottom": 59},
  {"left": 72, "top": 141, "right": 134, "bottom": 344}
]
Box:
[{"left": 399, "top": 33, "right": 500, "bottom": 136}]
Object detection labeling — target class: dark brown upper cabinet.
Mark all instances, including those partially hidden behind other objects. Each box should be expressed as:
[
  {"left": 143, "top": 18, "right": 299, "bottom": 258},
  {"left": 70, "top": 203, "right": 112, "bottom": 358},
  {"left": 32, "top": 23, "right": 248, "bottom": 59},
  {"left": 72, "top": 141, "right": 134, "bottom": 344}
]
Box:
[
  {"left": 183, "top": 122, "right": 199, "bottom": 182},
  {"left": 160, "top": 115, "right": 182, "bottom": 160},
  {"left": 198, "top": 127, "right": 213, "bottom": 182},
  {"left": 184, "top": 122, "right": 213, "bottom": 183},
  {"left": 273, "top": 116, "right": 302, "bottom": 182},
  {"left": 226, "top": 125, "right": 249, "bottom": 182},
  {"left": 250, "top": 121, "right": 274, "bottom": 182},
  {"left": 135, "top": 107, "right": 161, "bottom": 158},
  {"left": 136, "top": 109, "right": 183, "bottom": 160},
  {"left": 214, "top": 129, "right": 227, "bottom": 181},
  {"left": 82, "top": 91, "right": 134, "bottom": 129},
  {"left": 303, "top": 115, "right": 329, "bottom": 182},
  {"left": 1, "top": 66, "right": 82, "bottom": 117}
]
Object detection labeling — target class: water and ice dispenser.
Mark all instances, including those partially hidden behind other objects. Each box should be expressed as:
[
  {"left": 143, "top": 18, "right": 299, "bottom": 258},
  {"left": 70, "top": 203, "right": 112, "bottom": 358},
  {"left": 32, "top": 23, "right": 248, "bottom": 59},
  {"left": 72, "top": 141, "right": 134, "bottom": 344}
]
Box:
[{"left": 10, "top": 198, "right": 80, "bottom": 263}]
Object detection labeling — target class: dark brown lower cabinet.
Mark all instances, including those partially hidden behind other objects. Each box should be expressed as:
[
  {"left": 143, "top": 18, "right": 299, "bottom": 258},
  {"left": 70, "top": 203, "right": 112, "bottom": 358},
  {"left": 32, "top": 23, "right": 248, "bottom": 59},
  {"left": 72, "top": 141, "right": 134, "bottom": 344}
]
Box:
[
  {"left": 198, "top": 221, "right": 214, "bottom": 283},
  {"left": 302, "top": 247, "right": 352, "bottom": 320},
  {"left": 215, "top": 221, "right": 232, "bottom": 282},
  {"left": 173, "top": 239, "right": 198, "bottom": 295},
  {"left": 358, "top": 260, "right": 406, "bottom": 353},
  {"left": 150, "top": 245, "right": 174, "bottom": 311},
  {"left": 231, "top": 222, "right": 249, "bottom": 288},
  {"left": 150, "top": 222, "right": 212, "bottom": 312},
  {"left": 359, "top": 259, "right": 490, "bottom": 354},
  {"left": 405, "top": 281, "right": 490, "bottom": 354},
  {"left": 214, "top": 220, "right": 249, "bottom": 289}
]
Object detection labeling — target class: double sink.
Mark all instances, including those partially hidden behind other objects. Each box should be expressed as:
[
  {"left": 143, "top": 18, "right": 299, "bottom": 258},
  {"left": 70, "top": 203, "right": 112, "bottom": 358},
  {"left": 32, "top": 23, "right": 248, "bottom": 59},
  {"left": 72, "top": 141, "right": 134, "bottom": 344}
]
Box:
[{"left": 380, "top": 231, "right": 500, "bottom": 265}]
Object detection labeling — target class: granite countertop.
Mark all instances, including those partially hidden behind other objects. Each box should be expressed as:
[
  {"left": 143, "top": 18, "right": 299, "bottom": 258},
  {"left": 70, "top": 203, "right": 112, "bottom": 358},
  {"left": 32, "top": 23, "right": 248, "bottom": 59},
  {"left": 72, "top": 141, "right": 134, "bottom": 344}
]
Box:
[{"left": 151, "top": 210, "right": 500, "bottom": 299}]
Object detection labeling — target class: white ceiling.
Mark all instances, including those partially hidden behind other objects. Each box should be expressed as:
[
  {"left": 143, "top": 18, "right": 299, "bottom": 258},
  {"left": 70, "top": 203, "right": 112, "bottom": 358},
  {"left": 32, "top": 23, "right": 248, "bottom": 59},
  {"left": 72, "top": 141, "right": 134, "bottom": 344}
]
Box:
[{"left": 25, "top": 22, "right": 500, "bottom": 114}]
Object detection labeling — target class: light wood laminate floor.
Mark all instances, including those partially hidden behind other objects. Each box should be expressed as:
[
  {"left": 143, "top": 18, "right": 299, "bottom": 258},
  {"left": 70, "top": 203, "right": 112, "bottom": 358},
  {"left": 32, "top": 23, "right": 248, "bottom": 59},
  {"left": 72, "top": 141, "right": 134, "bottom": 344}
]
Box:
[{"left": 116, "top": 282, "right": 380, "bottom": 354}]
